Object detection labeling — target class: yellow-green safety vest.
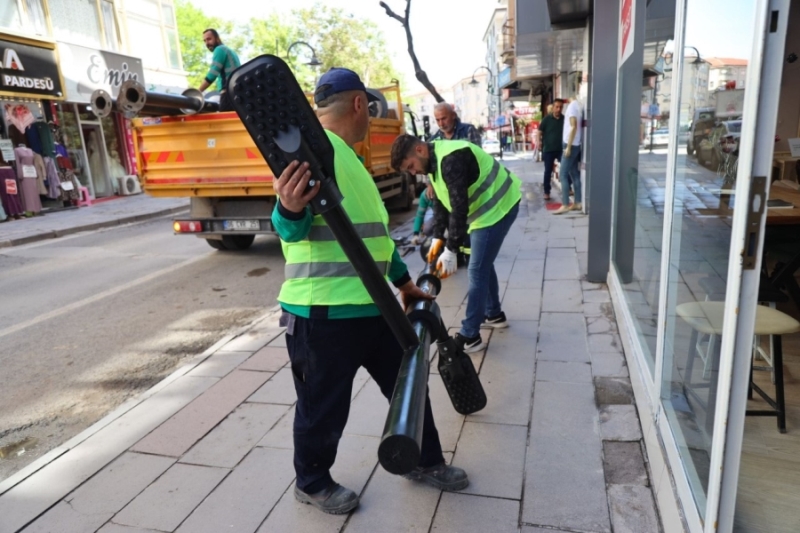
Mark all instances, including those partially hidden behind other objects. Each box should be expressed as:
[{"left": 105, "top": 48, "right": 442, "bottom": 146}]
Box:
[
  {"left": 278, "top": 131, "right": 395, "bottom": 306},
  {"left": 430, "top": 140, "right": 521, "bottom": 232}
]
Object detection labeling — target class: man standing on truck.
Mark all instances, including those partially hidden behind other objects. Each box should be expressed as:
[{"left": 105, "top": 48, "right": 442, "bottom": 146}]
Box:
[
  {"left": 430, "top": 102, "right": 482, "bottom": 146},
  {"left": 272, "top": 68, "right": 469, "bottom": 515},
  {"left": 197, "top": 28, "right": 240, "bottom": 111},
  {"left": 391, "top": 134, "right": 521, "bottom": 354}
]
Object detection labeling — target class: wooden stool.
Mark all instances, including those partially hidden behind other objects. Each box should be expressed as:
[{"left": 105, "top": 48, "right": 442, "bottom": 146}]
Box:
[{"left": 678, "top": 301, "right": 799, "bottom": 433}]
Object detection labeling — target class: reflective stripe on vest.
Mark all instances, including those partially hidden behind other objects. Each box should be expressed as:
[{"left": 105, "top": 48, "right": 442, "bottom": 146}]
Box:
[
  {"left": 285, "top": 261, "right": 390, "bottom": 279},
  {"left": 306, "top": 222, "right": 388, "bottom": 241},
  {"left": 468, "top": 171, "right": 515, "bottom": 224},
  {"left": 468, "top": 160, "right": 503, "bottom": 205}
]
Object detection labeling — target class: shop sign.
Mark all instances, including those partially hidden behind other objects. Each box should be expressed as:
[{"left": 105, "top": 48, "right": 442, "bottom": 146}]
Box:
[
  {"left": 619, "top": 0, "right": 635, "bottom": 67},
  {"left": 497, "top": 67, "right": 511, "bottom": 89},
  {"left": 0, "top": 37, "right": 64, "bottom": 99},
  {"left": 58, "top": 42, "right": 143, "bottom": 104}
]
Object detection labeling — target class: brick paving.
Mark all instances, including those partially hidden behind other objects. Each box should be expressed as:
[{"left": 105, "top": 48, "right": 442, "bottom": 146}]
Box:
[{"left": 0, "top": 156, "right": 662, "bottom": 533}]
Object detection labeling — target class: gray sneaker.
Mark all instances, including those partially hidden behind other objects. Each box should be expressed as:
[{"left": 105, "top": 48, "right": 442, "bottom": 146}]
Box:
[
  {"left": 403, "top": 463, "right": 469, "bottom": 491},
  {"left": 294, "top": 483, "right": 359, "bottom": 514}
]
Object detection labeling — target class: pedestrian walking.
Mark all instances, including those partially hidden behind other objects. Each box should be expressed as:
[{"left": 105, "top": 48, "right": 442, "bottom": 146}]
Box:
[
  {"left": 272, "top": 68, "right": 468, "bottom": 515},
  {"left": 538, "top": 99, "right": 565, "bottom": 201},
  {"left": 391, "top": 134, "right": 521, "bottom": 354}
]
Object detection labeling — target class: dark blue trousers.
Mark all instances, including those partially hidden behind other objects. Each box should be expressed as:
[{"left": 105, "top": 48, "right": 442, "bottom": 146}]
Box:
[
  {"left": 286, "top": 313, "right": 445, "bottom": 494},
  {"left": 542, "top": 150, "right": 563, "bottom": 196}
]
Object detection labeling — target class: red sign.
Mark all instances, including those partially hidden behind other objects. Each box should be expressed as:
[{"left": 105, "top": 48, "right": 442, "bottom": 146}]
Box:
[
  {"left": 5, "top": 179, "right": 17, "bottom": 195},
  {"left": 620, "top": 0, "right": 635, "bottom": 66}
]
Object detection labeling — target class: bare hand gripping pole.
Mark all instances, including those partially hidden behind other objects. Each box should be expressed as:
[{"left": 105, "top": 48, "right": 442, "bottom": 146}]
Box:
[{"left": 227, "top": 55, "right": 426, "bottom": 473}]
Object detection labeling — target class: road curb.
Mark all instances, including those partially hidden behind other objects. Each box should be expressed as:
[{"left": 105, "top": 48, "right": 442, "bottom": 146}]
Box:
[{"left": 0, "top": 205, "right": 188, "bottom": 249}]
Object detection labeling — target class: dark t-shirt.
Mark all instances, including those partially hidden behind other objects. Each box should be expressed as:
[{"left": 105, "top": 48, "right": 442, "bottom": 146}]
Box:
[{"left": 539, "top": 114, "right": 565, "bottom": 153}]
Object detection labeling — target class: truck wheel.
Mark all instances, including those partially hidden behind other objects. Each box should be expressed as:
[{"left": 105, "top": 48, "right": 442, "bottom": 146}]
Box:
[
  {"left": 206, "top": 238, "right": 227, "bottom": 250},
  {"left": 221, "top": 235, "right": 256, "bottom": 250}
]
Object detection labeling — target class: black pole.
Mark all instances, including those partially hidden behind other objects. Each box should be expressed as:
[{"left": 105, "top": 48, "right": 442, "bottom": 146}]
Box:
[{"left": 378, "top": 271, "right": 441, "bottom": 474}]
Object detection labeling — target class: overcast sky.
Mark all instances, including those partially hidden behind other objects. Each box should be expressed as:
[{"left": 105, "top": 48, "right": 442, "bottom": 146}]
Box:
[{"left": 189, "top": 0, "right": 500, "bottom": 93}]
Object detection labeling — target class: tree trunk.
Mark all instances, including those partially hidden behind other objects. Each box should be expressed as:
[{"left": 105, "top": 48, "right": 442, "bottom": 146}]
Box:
[{"left": 379, "top": 0, "right": 445, "bottom": 103}]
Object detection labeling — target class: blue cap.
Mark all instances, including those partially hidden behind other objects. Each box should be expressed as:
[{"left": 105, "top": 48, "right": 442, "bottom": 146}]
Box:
[{"left": 314, "top": 68, "right": 379, "bottom": 104}]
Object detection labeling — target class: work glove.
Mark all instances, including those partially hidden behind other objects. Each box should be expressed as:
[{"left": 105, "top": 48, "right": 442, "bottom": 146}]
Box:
[
  {"left": 427, "top": 238, "right": 444, "bottom": 264},
  {"left": 410, "top": 233, "right": 421, "bottom": 246},
  {"left": 436, "top": 247, "right": 458, "bottom": 279}
]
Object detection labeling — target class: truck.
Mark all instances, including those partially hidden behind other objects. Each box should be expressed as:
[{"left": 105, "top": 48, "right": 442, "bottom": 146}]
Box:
[{"left": 131, "top": 82, "right": 418, "bottom": 251}]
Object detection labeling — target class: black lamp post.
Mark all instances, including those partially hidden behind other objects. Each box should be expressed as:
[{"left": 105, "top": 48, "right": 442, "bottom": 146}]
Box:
[{"left": 286, "top": 41, "right": 322, "bottom": 67}]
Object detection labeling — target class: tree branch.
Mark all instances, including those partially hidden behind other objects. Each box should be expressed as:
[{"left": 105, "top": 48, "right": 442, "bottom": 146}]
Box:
[
  {"left": 379, "top": 1, "right": 405, "bottom": 24},
  {"left": 380, "top": 0, "right": 444, "bottom": 103}
]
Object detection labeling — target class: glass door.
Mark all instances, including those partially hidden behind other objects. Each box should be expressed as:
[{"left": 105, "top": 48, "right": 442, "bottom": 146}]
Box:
[{"left": 659, "top": 0, "right": 779, "bottom": 530}]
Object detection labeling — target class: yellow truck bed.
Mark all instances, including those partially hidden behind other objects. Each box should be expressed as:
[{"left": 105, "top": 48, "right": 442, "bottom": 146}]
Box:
[{"left": 133, "top": 112, "right": 275, "bottom": 198}]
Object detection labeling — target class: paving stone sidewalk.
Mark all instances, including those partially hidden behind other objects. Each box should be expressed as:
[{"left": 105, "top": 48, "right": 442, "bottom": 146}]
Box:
[
  {"left": 0, "top": 159, "right": 662, "bottom": 533},
  {"left": 0, "top": 195, "right": 188, "bottom": 248}
]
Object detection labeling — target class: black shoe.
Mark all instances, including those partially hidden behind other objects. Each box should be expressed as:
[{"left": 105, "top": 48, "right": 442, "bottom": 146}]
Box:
[
  {"left": 403, "top": 463, "right": 469, "bottom": 491},
  {"left": 293, "top": 483, "right": 359, "bottom": 514},
  {"left": 483, "top": 312, "right": 508, "bottom": 329},
  {"left": 454, "top": 333, "right": 484, "bottom": 354}
]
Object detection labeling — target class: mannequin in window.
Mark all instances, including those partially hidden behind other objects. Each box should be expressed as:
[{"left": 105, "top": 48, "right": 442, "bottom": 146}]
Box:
[
  {"left": 13, "top": 145, "right": 42, "bottom": 214},
  {"left": 87, "top": 131, "right": 108, "bottom": 197}
]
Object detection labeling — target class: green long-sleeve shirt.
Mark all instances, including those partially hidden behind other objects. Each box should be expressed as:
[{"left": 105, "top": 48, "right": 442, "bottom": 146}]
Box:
[
  {"left": 413, "top": 189, "right": 434, "bottom": 234},
  {"left": 204, "top": 45, "right": 241, "bottom": 91}
]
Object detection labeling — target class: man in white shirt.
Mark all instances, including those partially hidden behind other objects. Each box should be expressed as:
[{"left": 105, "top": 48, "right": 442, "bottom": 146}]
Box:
[{"left": 553, "top": 93, "right": 583, "bottom": 214}]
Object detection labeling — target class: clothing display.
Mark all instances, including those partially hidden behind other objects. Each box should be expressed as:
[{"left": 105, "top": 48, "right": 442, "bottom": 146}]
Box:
[
  {"left": 14, "top": 146, "right": 42, "bottom": 214},
  {"left": 4, "top": 103, "right": 35, "bottom": 132},
  {"left": 35, "top": 122, "right": 56, "bottom": 158},
  {"left": 0, "top": 166, "right": 24, "bottom": 217},
  {"left": 44, "top": 157, "right": 61, "bottom": 199},
  {"left": 26, "top": 123, "right": 43, "bottom": 155},
  {"left": 33, "top": 153, "right": 48, "bottom": 196}
]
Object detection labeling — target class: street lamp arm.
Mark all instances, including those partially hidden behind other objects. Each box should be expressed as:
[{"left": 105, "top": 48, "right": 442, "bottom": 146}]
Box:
[
  {"left": 287, "top": 41, "right": 322, "bottom": 67},
  {"left": 470, "top": 66, "right": 493, "bottom": 86}
]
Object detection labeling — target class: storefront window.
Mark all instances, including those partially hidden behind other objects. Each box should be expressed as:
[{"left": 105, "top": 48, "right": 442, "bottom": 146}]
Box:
[
  {"left": 660, "top": 0, "right": 757, "bottom": 518},
  {"left": 48, "top": 0, "right": 103, "bottom": 48},
  {"left": 54, "top": 103, "right": 90, "bottom": 189},
  {"left": 612, "top": 0, "right": 676, "bottom": 374}
]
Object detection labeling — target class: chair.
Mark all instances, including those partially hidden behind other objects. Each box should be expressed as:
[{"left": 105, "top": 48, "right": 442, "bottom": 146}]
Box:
[
  {"left": 77, "top": 186, "right": 92, "bottom": 207},
  {"left": 678, "top": 301, "right": 799, "bottom": 433}
]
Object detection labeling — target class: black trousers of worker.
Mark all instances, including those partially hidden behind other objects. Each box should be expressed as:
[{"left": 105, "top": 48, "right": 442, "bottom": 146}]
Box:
[
  {"left": 286, "top": 312, "right": 445, "bottom": 494},
  {"left": 542, "top": 150, "right": 562, "bottom": 197}
]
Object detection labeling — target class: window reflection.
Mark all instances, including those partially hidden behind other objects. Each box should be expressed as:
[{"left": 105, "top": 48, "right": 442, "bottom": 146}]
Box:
[{"left": 661, "top": 0, "right": 756, "bottom": 519}]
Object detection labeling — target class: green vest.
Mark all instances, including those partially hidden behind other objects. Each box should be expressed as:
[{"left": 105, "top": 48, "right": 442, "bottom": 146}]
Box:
[
  {"left": 278, "top": 131, "right": 395, "bottom": 306},
  {"left": 430, "top": 140, "right": 521, "bottom": 232}
]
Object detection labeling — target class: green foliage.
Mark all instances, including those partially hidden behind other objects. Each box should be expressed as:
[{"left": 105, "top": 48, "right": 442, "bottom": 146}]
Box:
[{"left": 175, "top": 1, "right": 402, "bottom": 93}]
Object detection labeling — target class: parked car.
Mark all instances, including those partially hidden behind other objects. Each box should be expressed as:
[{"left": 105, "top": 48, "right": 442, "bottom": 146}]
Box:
[
  {"left": 642, "top": 128, "right": 670, "bottom": 147},
  {"left": 697, "top": 120, "right": 742, "bottom": 169},
  {"left": 483, "top": 139, "right": 502, "bottom": 157}
]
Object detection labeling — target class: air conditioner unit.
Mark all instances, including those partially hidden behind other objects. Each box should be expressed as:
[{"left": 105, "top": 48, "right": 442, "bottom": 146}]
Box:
[{"left": 118, "top": 175, "right": 142, "bottom": 196}]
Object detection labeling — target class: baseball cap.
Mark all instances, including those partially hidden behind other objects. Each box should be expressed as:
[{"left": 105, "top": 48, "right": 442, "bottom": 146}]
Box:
[{"left": 314, "top": 68, "right": 379, "bottom": 104}]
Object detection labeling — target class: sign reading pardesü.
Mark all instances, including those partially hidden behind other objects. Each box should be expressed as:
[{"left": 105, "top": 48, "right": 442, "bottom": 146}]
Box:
[
  {"left": 58, "top": 42, "right": 143, "bottom": 104},
  {"left": 0, "top": 37, "right": 64, "bottom": 99}
]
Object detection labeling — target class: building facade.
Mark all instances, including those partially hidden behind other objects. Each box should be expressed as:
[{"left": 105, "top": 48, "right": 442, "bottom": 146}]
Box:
[
  {"left": 1, "top": 0, "right": 186, "bottom": 203},
  {"left": 498, "top": 1, "right": 800, "bottom": 532}
]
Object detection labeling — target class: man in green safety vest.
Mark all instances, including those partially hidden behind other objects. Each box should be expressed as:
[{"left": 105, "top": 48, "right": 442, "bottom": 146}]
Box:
[
  {"left": 272, "top": 68, "right": 469, "bottom": 515},
  {"left": 391, "top": 134, "right": 521, "bottom": 354}
]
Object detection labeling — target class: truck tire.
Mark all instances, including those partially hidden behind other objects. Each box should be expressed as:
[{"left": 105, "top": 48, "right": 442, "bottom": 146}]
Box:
[
  {"left": 221, "top": 235, "right": 256, "bottom": 250},
  {"left": 367, "top": 89, "right": 389, "bottom": 119},
  {"left": 206, "top": 238, "right": 227, "bottom": 250}
]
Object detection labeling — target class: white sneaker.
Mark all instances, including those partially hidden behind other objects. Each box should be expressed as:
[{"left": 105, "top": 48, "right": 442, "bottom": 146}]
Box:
[
  {"left": 553, "top": 205, "right": 571, "bottom": 215},
  {"left": 571, "top": 203, "right": 583, "bottom": 212}
]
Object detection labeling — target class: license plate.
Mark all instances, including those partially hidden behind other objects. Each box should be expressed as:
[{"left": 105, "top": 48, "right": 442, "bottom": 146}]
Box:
[{"left": 224, "top": 220, "right": 259, "bottom": 231}]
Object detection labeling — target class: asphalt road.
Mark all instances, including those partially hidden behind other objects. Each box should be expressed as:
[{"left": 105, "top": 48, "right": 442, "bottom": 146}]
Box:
[{"left": 0, "top": 210, "right": 415, "bottom": 481}]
